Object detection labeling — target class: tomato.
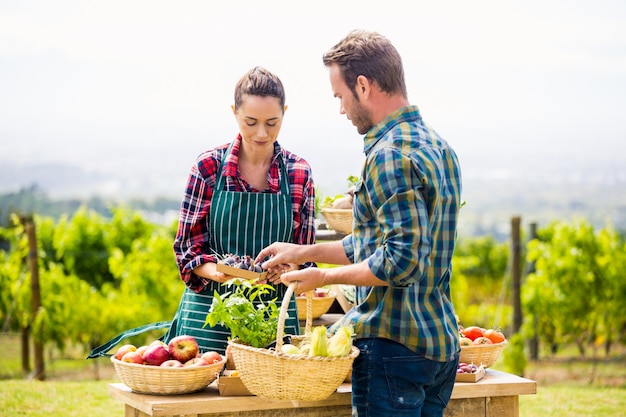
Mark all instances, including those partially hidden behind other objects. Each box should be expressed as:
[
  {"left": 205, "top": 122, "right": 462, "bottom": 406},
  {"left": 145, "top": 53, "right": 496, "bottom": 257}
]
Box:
[
  {"left": 473, "top": 336, "right": 493, "bottom": 345},
  {"left": 462, "top": 326, "right": 484, "bottom": 341},
  {"left": 459, "top": 337, "right": 473, "bottom": 346},
  {"left": 484, "top": 328, "right": 506, "bottom": 344}
]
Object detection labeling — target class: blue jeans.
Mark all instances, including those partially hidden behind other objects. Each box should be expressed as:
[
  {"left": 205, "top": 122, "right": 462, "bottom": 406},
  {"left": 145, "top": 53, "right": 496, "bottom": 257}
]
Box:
[{"left": 351, "top": 338, "right": 459, "bottom": 417}]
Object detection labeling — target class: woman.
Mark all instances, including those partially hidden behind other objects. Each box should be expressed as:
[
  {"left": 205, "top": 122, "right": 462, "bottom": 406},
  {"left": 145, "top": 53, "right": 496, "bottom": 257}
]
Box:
[{"left": 166, "top": 67, "right": 316, "bottom": 354}]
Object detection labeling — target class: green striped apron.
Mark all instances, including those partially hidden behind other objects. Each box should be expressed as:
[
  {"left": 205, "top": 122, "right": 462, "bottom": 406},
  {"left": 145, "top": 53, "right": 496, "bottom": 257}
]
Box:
[{"left": 164, "top": 144, "right": 300, "bottom": 354}]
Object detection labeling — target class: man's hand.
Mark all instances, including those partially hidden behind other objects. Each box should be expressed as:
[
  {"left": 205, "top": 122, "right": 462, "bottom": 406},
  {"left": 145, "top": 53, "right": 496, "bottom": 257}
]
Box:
[
  {"left": 255, "top": 242, "right": 307, "bottom": 272},
  {"left": 280, "top": 267, "right": 327, "bottom": 296}
]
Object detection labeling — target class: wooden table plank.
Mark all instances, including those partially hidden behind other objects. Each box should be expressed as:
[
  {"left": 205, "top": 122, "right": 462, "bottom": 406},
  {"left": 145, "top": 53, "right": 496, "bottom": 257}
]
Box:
[
  {"left": 109, "top": 369, "right": 536, "bottom": 417},
  {"left": 109, "top": 382, "right": 352, "bottom": 417},
  {"left": 451, "top": 369, "right": 536, "bottom": 399}
]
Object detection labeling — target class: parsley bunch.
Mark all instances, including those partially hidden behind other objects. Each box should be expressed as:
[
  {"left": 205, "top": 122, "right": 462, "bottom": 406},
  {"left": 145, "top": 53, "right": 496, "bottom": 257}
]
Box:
[{"left": 204, "top": 279, "right": 280, "bottom": 348}]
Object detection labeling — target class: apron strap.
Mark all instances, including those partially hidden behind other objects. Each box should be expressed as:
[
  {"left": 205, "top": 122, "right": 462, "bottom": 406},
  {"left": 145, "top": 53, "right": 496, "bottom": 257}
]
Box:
[
  {"left": 86, "top": 321, "right": 171, "bottom": 359},
  {"left": 215, "top": 141, "right": 290, "bottom": 195}
]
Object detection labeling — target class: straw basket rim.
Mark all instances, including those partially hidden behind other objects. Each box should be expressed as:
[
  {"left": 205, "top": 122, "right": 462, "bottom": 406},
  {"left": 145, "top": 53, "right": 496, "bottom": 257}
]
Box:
[
  {"left": 320, "top": 208, "right": 353, "bottom": 234},
  {"left": 321, "top": 208, "right": 353, "bottom": 213},
  {"left": 459, "top": 340, "right": 507, "bottom": 368},
  {"left": 229, "top": 337, "right": 360, "bottom": 362},
  {"left": 111, "top": 356, "right": 226, "bottom": 395},
  {"left": 227, "top": 282, "right": 359, "bottom": 401},
  {"left": 295, "top": 291, "right": 336, "bottom": 320}
]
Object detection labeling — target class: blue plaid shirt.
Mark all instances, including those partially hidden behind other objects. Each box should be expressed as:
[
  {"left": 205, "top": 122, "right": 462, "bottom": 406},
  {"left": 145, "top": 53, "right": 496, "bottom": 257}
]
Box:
[{"left": 337, "top": 105, "right": 462, "bottom": 361}]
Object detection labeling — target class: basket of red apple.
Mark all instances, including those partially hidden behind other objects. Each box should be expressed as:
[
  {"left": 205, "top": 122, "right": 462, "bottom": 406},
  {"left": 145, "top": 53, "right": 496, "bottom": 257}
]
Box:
[
  {"left": 111, "top": 335, "right": 226, "bottom": 395},
  {"left": 458, "top": 325, "right": 507, "bottom": 368},
  {"left": 295, "top": 287, "right": 336, "bottom": 320}
]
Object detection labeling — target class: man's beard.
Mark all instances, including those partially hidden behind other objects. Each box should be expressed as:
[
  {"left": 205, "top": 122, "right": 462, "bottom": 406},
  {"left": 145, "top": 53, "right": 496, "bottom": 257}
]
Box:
[{"left": 352, "top": 100, "right": 374, "bottom": 135}]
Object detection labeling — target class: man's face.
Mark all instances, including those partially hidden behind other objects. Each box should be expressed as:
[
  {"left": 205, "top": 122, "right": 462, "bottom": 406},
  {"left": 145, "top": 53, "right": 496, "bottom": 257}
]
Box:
[{"left": 328, "top": 64, "right": 373, "bottom": 135}]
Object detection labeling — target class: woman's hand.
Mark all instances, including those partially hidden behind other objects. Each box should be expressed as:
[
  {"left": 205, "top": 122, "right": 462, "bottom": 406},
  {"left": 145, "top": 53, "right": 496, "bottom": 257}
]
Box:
[
  {"left": 264, "top": 263, "right": 300, "bottom": 285},
  {"left": 192, "top": 262, "right": 231, "bottom": 283}
]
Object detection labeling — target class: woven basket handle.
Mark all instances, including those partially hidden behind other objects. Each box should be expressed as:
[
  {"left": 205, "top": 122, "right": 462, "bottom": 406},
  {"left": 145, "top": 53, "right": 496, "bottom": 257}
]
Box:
[{"left": 275, "top": 282, "right": 313, "bottom": 351}]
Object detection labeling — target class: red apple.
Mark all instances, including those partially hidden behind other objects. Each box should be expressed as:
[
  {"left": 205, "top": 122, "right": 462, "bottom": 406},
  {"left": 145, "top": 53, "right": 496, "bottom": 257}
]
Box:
[
  {"left": 160, "top": 359, "right": 184, "bottom": 368},
  {"left": 314, "top": 288, "right": 329, "bottom": 297},
  {"left": 114, "top": 344, "right": 137, "bottom": 360},
  {"left": 150, "top": 340, "right": 168, "bottom": 348},
  {"left": 168, "top": 335, "right": 199, "bottom": 363},
  {"left": 201, "top": 351, "right": 223, "bottom": 364},
  {"left": 121, "top": 350, "right": 144, "bottom": 364},
  {"left": 184, "top": 357, "right": 209, "bottom": 367},
  {"left": 142, "top": 344, "right": 171, "bottom": 366},
  {"left": 136, "top": 345, "right": 149, "bottom": 357}
]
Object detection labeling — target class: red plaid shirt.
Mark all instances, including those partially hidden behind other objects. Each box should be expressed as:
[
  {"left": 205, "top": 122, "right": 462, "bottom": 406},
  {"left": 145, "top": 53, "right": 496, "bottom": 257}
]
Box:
[{"left": 173, "top": 136, "right": 316, "bottom": 291}]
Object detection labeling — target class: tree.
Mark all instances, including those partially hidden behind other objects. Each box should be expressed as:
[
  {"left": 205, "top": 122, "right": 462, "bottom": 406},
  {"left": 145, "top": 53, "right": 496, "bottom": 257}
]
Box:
[{"left": 522, "top": 219, "right": 626, "bottom": 358}]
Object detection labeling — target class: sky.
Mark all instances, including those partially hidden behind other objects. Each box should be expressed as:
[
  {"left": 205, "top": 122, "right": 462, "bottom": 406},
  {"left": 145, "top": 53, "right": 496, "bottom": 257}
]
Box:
[{"left": 1, "top": 0, "right": 625, "bottom": 200}]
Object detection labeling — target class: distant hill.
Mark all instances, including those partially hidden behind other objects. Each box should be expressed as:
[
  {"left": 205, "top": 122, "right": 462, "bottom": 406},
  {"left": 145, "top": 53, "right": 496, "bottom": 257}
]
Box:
[{"left": 1, "top": 160, "right": 624, "bottom": 240}]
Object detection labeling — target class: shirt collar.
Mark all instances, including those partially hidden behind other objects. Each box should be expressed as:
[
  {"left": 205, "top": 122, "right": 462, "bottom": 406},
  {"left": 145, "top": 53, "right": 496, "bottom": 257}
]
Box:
[
  {"left": 222, "top": 134, "right": 283, "bottom": 178},
  {"left": 363, "top": 105, "right": 422, "bottom": 155}
]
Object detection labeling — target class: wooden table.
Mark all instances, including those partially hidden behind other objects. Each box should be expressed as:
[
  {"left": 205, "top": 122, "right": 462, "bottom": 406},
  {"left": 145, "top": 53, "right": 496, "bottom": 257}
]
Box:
[
  {"left": 446, "top": 369, "right": 536, "bottom": 417},
  {"left": 108, "top": 369, "right": 536, "bottom": 417}
]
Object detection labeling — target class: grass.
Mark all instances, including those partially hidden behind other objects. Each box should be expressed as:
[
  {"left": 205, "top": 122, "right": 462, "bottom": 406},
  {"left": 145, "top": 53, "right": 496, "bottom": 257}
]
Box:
[
  {"left": 1, "top": 333, "right": 625, "bottom": 416},
  {"left": 1, "top": 379, "right": 119, "bottom": 417},
  {"left": 520, "top": 385, "right": 626, "bottom": 416},
  {"left": 519, "top": 352, "right": 626, "bottom": 416}
]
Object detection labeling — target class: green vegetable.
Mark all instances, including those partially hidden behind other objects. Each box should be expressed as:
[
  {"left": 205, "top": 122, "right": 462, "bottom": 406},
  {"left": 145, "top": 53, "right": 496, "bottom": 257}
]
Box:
[
  {"left": 204, "top": 279, "right": 280, "bottom": 348},
  {"left": 309, "top": 326, "right": 328, "bottom": 357},
  {"left": 327, "top": 325, "right": 354, "bottom": 357},
  {"left": 281, "top": 344, "right": 301, "bottom": 355}
]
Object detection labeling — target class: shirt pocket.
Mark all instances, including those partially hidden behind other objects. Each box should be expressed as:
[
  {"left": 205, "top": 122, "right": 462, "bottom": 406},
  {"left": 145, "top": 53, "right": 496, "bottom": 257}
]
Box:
[{"left": 352, "top": 179, "right": 374, "bottom": 227}]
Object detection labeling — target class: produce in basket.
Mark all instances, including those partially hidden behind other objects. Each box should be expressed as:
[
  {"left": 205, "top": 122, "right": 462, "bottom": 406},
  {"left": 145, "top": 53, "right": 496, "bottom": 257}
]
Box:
[
  {"left": 215, "top": 253, "right": 268, "bottom": 280},
  {"left": 115, "top": 344, "right": 138, "bottom": 360},
  {"left": 456, "top": 362, "right": 480, "bottom": 374},
  {"left": 457, "top": 321, "right": 507, "bottom": 368},
  {"left": 168, "top": 335, "right": 200, "bottom": 363},
  {"left": 226, "top": 282, "right": 359, "bottom": 401},
  {"left": 331, "top": 195, "right": 353, "bottom": 209},
  {"left": 204, "top": 279, "right": 280, "bottom": 348},
  {"left": 321, "top": 176, "right": 357, "bottom": 210},
  {"left": 459, "top": 323, "right": 507, "bottom": 345},
  {"left": 110, "top": 336, "right": 227, "bottom": 395},
  {"left": 309, "top": 326, "right": 328, "bottom": 356},
  {"left": 143, "top": 343, "right": 171, "bottom": 366},
  {"left": 277, "top": 325, "right": 354, "bottom": 358},
  {"left": 455, "top": 362, "right": 486, "bottom": 382},
  {"left": 218, "top": 253, "right": 263, "bottom": 273},
  {"left": 295, "top": 288, "right": 336, "bottom": 320},
  {"left": 112, "top": 336, "right": 222, "bottom": 368}
]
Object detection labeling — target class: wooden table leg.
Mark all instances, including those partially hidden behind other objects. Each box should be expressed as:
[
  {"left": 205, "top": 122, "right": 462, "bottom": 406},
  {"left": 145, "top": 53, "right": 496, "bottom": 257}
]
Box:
[
  {"left": 444, "top": 396, "right": 519, "bottom": 417},
  {"left": 125, "top": 404, "right": 151, "bottom": 417},
  {"left": 486, "top": 395, "right": 518, "bottom": 417},
  {"left": 445, "top": 397, "right": 486, "bottom": 417}
]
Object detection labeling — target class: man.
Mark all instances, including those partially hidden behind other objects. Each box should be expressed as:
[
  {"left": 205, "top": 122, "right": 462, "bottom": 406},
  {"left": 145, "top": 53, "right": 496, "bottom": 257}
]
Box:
[{"left": 256, "top": 30, "right": 462, "bottom": 417}]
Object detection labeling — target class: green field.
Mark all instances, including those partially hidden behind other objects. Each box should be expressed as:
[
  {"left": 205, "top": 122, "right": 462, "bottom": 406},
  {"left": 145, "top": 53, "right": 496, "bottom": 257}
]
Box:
[{"left": 1, "top": 333, "right": 625, "bottom": 417}]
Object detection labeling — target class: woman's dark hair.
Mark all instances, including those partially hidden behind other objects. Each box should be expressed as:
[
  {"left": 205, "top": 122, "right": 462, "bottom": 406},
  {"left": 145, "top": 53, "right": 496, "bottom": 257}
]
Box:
[{"left": 234, "top": 66, "right": 286, "bottom": 110}]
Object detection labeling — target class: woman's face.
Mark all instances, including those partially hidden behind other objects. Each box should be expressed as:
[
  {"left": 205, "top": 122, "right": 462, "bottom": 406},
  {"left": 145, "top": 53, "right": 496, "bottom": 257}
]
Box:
[{"left": 232, "top": 95, "right": 286, "bottom": 152}]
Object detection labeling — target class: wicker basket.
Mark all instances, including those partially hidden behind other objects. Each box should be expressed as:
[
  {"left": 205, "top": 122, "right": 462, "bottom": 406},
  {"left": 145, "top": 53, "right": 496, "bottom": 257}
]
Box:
[
  {"left": 227, "top": 282, "right": 359, "bottom": 401},
  {"left": 459, "top": 341, "right": 507, "bottom": 368},
  {"left": 295, "top": 291, "right": 336, "bottom": 320},
  {"left": 111, "top": 356, "right": 226, "bottom": 395},
  {"left": 321, "top": 208, "right": 353, "bottom": 234}
]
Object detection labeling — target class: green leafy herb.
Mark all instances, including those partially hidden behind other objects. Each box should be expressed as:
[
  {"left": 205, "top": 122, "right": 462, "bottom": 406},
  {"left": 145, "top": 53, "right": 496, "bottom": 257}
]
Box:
[{"left": 204, "top": 279, "right": 280, "bottom": 348}]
